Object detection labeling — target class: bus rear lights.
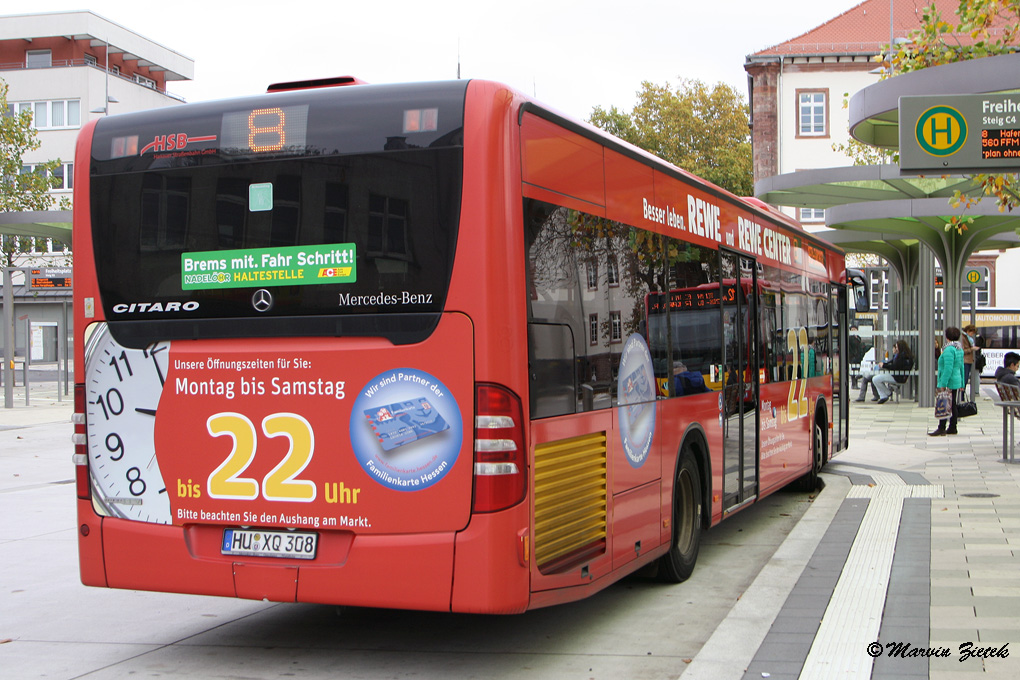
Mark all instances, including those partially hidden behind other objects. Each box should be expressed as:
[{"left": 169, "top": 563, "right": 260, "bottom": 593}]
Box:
[
  {"left": 73, "top": 384, "right": 91, "bottom": 500},
  {"left": 403, "top": 108, "right": 439, "bottom": 134},
  {"left": 476, "top": 415, "right": 515, "bottom": 429},
  {"left": 475, "top": 462, "right": 520, "bottom": 476},
  {"left": 473, "top": 384, "right": 526, "bottom": 513},
  {"left": 475, "top": 438, "right": 517, "bottom": 452}
]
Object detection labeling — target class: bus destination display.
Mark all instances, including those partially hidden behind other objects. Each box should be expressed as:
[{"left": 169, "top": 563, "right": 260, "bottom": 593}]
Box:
[{"left": 220, "top": 105, "right": 309, "bottom": 154}]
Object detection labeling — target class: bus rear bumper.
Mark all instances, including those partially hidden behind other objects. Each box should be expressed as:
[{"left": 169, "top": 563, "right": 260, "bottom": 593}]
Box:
[{"left": 79, "top": 500, "right": 458, "bottom": 611}]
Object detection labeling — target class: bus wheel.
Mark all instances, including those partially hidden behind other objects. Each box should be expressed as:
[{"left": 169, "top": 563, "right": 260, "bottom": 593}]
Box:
[
  {"left": 795, "top": 413, "right": 826, "bottom": 492},
  {"left": 657, "top": 446, "right": 702, "bottom": 583}
]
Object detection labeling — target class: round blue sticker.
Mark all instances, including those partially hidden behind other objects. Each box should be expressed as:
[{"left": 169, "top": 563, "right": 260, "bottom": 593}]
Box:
[
  {"left": 617, "top": 334, "right": 656, "bottom": 468},
  {"left": 350, "top": 368, "right": 462, "bottom": 491}
]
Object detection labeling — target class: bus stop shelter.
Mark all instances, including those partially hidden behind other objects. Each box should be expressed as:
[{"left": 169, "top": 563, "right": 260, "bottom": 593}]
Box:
[
  {"left": 1, "top": 210, "right": 72, "bottom": 408},
  {"left": 754, "top": 53, "right": 1020, "bottom": 407}
]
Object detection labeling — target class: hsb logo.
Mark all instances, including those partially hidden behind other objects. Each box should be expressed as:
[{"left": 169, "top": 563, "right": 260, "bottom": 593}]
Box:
[{"left": 140, "top": 133, "right": 217, "bottom": 155}]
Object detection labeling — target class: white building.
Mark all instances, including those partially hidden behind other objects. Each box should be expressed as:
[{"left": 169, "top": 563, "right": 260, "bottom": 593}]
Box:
[
  {"left": 1, "top": 10, "right": 194, "bottom": 260},
  {"left": 744, "top": 0, "right": 1006, "bottom": 306},
  {"left": 1, "top": 11, "right": 193, "bottom": 364}
]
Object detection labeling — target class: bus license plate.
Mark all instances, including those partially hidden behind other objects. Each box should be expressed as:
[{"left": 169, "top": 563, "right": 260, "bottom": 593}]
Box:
[{"left": 221, "top": 528, "right": 318, "bottom": 560}]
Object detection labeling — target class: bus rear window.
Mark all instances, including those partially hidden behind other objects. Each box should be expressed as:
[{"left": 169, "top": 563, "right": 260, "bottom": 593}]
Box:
[{"left": 90, "top": 148, "right": 462, "bottom": 345}]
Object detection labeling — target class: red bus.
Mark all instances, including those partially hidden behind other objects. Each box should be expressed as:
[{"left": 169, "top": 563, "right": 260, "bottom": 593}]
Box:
[{"left": 72, "top": 77, "right": 854, "bottom": 613}]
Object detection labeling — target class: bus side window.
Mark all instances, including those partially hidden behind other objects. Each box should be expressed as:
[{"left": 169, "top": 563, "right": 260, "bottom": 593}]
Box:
[
  {"left": 524, "top": 199, "right": 585, "bottom": 417},
  {"left": 665, "top": 238, "right": 722, "bottom": 395},
  {"left": 527, "top": 323, "right": 576, "bottom": 418}
]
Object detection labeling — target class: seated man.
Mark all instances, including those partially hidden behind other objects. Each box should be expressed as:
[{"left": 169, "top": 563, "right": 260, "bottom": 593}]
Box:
[
  {"left": 673, "top": 362, "right": 708, "bottom": 396},
  {"left": 995, "top": 351, "right": 1020, "bottom": 386}
]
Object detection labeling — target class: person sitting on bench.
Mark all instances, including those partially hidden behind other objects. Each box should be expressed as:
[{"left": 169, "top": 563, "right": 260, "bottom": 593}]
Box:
[
  {"left": 873, "top": 340, "right": 913, "bottom": 404},
  {"left": 996, "top": 351, "right": 1020, "bottom": 386}
]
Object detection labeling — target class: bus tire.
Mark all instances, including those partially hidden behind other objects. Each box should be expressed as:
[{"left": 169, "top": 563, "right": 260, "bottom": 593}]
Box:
[
  {"left": 657, "top": 446, "right": 702, "bottom": 583},
  {"left": 795, "top": 411, "right": 826, "bottom": 492}
]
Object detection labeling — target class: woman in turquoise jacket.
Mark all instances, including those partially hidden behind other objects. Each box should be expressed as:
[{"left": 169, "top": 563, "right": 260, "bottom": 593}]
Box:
[{"left": 931, "top": 326, "right": 966, "bottom": 436}]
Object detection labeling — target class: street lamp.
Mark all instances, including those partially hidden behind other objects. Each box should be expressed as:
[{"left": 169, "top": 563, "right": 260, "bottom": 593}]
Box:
[
  {"left": 89, "top": 95, "right": 118, "bottom": 115},
  {"left": 89, "top": 36, "right": 117, "bottom": 115}
]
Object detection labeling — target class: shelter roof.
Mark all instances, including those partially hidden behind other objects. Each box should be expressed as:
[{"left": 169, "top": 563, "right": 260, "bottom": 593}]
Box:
[{"left": 0, "top": 212, "right": 72, "bottom": 245}]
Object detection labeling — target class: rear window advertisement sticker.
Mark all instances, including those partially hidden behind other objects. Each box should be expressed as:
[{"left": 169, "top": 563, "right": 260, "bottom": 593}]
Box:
[
  {"left": 350, "top": 369, "right": 462, "bottom": 491},
  {"left": 618, "top": 333, "right": 656, "bottom": 468}
]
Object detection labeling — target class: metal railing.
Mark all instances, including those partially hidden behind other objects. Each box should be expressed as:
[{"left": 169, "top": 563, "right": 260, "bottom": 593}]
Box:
[{"left": 0, "top": 59, "right": 186, "bottom": 102}]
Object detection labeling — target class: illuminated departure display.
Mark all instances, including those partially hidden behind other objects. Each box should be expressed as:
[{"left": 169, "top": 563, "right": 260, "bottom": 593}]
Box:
[
  {"left": 981, "top": 128, "right": 1020, "bottom": 159},
  {"left": 648, "top": 289, "right": 722, "bottom": 313},
  {"left": 220, "top": 105, "right": 309, "bottom": 153},
  {"left": 30, "top": 268, "right": 73, "bottom": 289}
]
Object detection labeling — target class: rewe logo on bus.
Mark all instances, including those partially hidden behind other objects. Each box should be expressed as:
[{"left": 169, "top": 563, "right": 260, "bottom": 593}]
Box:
[{"left": 140, "top": 133, "right": 217, "bottom": 155}]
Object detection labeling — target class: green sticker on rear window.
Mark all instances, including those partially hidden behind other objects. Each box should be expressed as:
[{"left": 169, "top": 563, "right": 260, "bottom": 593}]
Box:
[{"left": 182, "top": 244, "right": 357, "bottom": 290}]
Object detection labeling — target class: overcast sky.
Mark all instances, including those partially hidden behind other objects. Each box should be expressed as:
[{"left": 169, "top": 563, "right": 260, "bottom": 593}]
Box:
[{"left": 36, "top": 0, "right": 854, "bottom": 121}]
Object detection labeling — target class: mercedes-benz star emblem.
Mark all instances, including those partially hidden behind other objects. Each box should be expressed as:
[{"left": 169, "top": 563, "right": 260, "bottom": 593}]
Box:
[{"left": 252, "top": 289, "right": 274, "bottom": 312}]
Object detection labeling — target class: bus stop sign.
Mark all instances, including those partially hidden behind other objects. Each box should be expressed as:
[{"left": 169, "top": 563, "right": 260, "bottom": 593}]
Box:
[
  {"left": 963, "top": 267, "right": 986, "bottom": 286},
  {"left": 900, "top": 93, "right": 1020, "bottom": 174}
]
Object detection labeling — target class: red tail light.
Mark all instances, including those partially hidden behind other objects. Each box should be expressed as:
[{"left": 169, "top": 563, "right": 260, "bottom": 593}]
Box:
[
  {"left": 72, "top": 384, "right": 90, "bottom": 500},
  {"left": 473, "top": 384, "right": 526, "bottom": 513}
]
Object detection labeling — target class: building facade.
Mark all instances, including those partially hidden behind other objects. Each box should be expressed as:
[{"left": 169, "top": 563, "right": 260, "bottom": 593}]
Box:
[
  {"left": 744, "top": 0, "right": 1011, "bottom": 307},
  {"left": 0, "top": 11, "right": 193, "bottom": 363},
  {"left": 1, "top": 9, "right": 194, "bottom": 259}
]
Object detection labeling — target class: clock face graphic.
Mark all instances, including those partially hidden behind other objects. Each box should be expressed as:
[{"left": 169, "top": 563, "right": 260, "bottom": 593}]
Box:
[{"left": 84, "top": 323, "right": 172, "bottom": 524}]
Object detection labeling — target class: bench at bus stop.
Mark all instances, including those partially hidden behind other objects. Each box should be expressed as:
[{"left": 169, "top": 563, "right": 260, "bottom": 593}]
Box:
[
  {"left": 993, "top": 382, "right": 1020, "bottom": 464},
  {"left": 850, "top": 364, "right": 918, "bottom": 403}
]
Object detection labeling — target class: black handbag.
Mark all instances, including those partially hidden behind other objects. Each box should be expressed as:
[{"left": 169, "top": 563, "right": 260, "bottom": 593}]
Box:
[{"left": 957, "top": 389, "right": 978, "bottom": 418}]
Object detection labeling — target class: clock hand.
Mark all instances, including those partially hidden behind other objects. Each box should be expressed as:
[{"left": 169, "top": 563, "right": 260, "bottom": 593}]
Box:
[{"left": 135, "top": 407, "right": 157, "bottom": 416}]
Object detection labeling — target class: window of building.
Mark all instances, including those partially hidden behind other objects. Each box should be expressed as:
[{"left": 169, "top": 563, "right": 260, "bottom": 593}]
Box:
[
  {"left": 135, "top": 74, "right": 157, "bottom": 89},
  {"left": 607, "top": 256, "right": 620, "bottom": 287},
  {"left": 84, "top": 54, "right": 98, "bottom": 67},
  {"left": 10, "top": 100, "right": 81, "bottom": 129},
  {"left": 29, "top": 237, "right": 64, "bottom": 254},
  {"left": 610, "top": 311, "right": 622, "bottom": 344},
  {"left": 26, "top": 49, "right": 51, "bottom": 69},
  {"left": 797, "top": 90, "right": 828, "bottom": 137},
  {"left": 52, "top": 163, "right": 73, "bottom": 190},
  {"left": 20, "top": 163, "right": 73, "bottom": 191},
  {"left": 586, "top": 262, "right": 598, "bottom": 289},
  {"left": 799, "top": 208, "right": 825, "bottom": 223},
  {"left": 589, "top": 314, "right": 599, "bottom": 346},
  {"left": 5, "top": 236, "right": 68, "bottom": 255}
]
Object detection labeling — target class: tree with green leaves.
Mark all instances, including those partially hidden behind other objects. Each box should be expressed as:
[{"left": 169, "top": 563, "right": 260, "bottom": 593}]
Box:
[
  {"left": 884, "top": 0, "right": 1020, "bottom": 233},
  {"left": 588, "top": 79, "right": 753, "bottom": 197},
  {"left": 1, "top": 78, "right": 71, "bottom": 266}
]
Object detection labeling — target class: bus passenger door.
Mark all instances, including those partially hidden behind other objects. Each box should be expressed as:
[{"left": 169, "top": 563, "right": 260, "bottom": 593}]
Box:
[
  {"left": 721, "top": 250, "right": 759, "bottom": 511},
  {"left": 832, "top": 284, "right": 849, "bottom": 452}
]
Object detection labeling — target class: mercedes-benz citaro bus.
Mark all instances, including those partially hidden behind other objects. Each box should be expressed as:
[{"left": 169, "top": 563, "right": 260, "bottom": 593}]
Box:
[{"left": 72, "top": 76, "right": 859, "bottom": 613}]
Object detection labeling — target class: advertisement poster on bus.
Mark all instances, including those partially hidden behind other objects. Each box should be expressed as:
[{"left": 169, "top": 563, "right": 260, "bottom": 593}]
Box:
[
  {"left": 617, "top": 333, "right": 656, "bottom": 468},
  {"left": 140, "top": 319, "right": 473, "bottom": 535}
]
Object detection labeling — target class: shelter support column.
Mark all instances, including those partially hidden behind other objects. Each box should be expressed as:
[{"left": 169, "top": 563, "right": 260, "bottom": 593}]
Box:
[{"left": 917, "top": 247, "right": 936, "bottom": 408}]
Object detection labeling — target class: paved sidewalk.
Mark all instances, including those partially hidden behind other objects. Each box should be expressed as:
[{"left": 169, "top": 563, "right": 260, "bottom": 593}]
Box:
[
  {"left": 685, "top": 385, "right": 1020, "bottom": 679},
  {"left": 840, "top": 387, "right": 1020, "bottom": 679}
]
